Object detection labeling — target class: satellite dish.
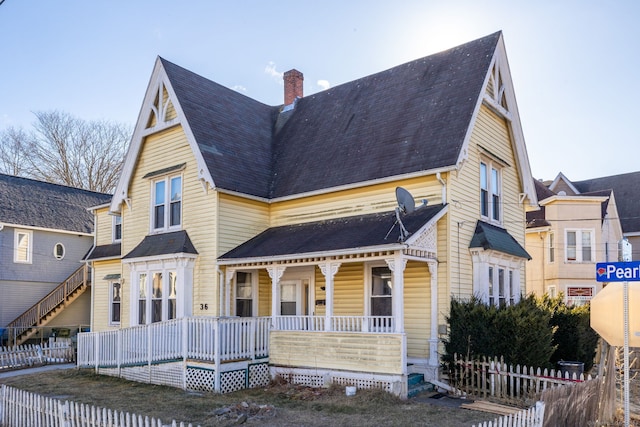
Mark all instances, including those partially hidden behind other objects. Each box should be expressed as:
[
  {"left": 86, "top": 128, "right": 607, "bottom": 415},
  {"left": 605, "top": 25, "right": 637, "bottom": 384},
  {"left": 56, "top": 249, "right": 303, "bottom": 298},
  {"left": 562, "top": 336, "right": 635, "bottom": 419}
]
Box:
[{"left": 396, "top": 187, "right": 416, "bottom": 214}]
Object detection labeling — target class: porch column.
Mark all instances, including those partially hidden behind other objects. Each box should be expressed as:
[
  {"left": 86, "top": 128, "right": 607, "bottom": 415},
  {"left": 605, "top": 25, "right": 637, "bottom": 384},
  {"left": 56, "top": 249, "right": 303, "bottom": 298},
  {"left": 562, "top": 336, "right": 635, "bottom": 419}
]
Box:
[
  {"left": 224, "top": 269, "right": 235, "bottom": 317},
  {"left": 319, "top": 262, "right": 341, "bottom": 332},
  {"left": 267, "top": 266, "right": 286, "bottom": 321},
  {"left": 427, "top": 260, "right": 439, "bottom": 368},
  {"left": 386, "top": 257, "right": 407, "bottom": 333}
]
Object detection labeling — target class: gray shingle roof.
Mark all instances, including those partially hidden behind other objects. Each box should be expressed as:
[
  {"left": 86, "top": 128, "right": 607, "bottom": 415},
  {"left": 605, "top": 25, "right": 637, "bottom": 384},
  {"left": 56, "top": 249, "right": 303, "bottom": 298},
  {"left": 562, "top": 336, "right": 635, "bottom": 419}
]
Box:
[
  {"left": 0, "top": 174, "right": 112, "bottom": 233},
  {"left": 573, "top": 171, "right": 640, "bottom": 234},
  {"left": 219, "top": 204, "right": 446, "bottom": 260},
  {"left": 84, "top": 243, "right": 121, "bottom": 261},
  {"left": 469, "top": 220, "right": 531, "bottom": 260},
  {"left": 160, "top": 32, "right": 501, "bottom": 199}
]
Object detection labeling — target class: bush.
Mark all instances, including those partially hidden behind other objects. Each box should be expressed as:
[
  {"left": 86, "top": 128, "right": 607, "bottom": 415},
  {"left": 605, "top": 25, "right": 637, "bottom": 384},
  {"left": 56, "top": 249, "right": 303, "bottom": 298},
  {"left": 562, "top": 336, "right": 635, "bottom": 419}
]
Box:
[{"left": 443, "top": 293, "right": 605, "bottom": 371}]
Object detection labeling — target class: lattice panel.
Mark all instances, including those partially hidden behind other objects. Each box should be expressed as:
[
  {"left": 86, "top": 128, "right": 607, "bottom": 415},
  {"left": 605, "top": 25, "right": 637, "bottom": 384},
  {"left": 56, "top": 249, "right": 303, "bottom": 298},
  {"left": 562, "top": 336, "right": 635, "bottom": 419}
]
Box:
[
  {"left": 186, "top": 366, "right": 215, "bottom": 392},
  {"left": 121, "top": 365, "right": 150, "bottom": 384},
  {"left": 332, "top": 376, "right": 392, "bottom": 393},
  {"left": 220, "top": 369, "right": 246, "bottom": 394},
  {"left": 97, "top": 367, "right": 119, "bottom": 378},
  {"left": 248, "top": 363, "right": 270, "bottom": 388},
  {"left": 274, "top": 371, "right": 325, "bottom": 388},
  {"left": 150, "top": 363, "right": 183, "bottom": 388}
]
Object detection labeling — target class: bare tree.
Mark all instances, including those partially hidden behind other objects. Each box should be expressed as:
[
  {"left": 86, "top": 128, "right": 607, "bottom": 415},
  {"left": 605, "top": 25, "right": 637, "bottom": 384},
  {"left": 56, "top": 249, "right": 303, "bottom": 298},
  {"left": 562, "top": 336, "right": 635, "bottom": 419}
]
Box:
[
  {"left": 0, "top": 111, "right": 131, "bottom": 193},
  {"left": 0, "top": 126, "right": 30, "bottom": 176}
]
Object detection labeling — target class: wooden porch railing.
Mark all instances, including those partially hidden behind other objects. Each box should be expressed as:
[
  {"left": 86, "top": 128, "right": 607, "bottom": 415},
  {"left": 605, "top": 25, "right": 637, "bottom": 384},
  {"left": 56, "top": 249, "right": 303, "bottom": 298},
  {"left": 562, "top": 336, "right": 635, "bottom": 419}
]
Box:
[
  {"left": 273, "top": 315, "right": 395, "bottom": 333},
  {"left": 5, "top": 264, "right": 90, "bottom": 344}
]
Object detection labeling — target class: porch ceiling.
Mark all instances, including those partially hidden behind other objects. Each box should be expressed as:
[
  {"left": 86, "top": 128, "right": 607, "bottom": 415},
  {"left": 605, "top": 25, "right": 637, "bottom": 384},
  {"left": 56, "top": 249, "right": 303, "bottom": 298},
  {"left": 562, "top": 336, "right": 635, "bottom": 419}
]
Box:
[{"left": 218, "top": 204, "right": 446, "bottom": 265}]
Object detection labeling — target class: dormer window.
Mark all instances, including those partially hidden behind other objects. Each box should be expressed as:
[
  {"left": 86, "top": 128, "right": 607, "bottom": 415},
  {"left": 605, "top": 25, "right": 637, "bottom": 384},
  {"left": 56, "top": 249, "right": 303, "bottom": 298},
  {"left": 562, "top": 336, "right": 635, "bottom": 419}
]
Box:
[{"left": 152, "top": 175, "right": 182, "bottom": 232}]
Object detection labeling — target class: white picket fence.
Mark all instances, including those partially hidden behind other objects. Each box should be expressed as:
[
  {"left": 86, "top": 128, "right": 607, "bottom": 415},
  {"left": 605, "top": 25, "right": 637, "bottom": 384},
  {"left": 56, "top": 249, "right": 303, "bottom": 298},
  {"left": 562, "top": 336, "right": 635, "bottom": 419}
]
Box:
[
  {"left": 1, "top": 341, "right": 74, "bottom": 372},
  {"left": 472, "top": 401, "right": 545, "bottom": 427},
  {"left": 0, "top": 384, "right": 198, "bottom": 427},
  {"left": 451, "top": 354, "right": 592, "bottom": 401}
]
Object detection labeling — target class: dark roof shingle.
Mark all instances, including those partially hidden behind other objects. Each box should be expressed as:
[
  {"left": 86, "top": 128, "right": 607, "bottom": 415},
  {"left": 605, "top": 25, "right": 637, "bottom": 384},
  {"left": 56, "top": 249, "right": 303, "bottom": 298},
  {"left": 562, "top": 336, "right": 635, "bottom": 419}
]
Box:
[
  {"left": 573, "top": 171, "right": 640, "bottom": 233},
  {"left": 220, "top": 204, "right": 446, "bottom": 260},
  {"left": 0, "top": 174, "right": 112, "bottom": 233},
  {"left": 123, "top": 230, "right": 198, "bottom": 259},
  {"left": 160, "top": 32, "right": 501, "bottom": 200},
  {"left": 469, "top": 220, "right": 531, "bottom": 260}
]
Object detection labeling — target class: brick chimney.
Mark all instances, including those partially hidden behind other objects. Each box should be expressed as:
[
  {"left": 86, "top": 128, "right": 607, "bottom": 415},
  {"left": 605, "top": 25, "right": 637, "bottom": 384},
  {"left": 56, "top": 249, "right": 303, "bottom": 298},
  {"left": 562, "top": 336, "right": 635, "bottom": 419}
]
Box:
[{"left": 283, "top": 69, "right": 303, "bottom": 105}]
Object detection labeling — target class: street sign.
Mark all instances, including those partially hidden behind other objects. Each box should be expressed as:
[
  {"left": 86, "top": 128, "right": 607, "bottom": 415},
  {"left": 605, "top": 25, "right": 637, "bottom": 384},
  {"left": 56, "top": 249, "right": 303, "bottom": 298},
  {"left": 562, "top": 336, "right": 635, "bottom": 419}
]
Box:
[{"left": 596, "top": 261, "right": 640, "bottom": 282}]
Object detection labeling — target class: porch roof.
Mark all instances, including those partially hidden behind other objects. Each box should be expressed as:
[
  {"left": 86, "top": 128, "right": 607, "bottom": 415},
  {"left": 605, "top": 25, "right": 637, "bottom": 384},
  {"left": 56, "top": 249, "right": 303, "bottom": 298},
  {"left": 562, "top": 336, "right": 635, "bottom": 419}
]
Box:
[
  {"left": 218, "top": 204, "right": 446, "bottom": 264},
  {"left": 84, "top": 242, "right": 121, "bottom": 261}
]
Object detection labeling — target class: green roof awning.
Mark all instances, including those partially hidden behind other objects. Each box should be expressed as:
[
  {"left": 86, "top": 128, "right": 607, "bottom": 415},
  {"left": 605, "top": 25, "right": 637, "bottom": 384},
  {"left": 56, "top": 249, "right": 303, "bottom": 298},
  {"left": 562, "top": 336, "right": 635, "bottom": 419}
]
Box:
[{"left": 103, "top": 273, "right": 121, "bottom": 280}]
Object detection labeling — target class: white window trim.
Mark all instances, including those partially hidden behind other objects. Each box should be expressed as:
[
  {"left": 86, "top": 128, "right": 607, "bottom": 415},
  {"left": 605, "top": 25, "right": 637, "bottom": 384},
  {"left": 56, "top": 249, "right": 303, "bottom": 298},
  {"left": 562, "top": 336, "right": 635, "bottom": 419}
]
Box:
[
  {"left": 112, "top": 215, "right": 122, "bottom": 242},
  {"left": 53, "top": 242, "right": 65, "bottom": 260},
  {"left": 564, "top": 228, "right": 595, "bottom": 263},
  {"left": 548, "top": 232, "right": 555, "bottom": 264},
  {"left": 150, "top": 174, "right": 183, "bottom": 234},
  {"left": 471, "top": 249, "right": 523, "bottom": 307},
  {"left": 234, "top": 270, "right": 258, "bottom": 317},
  {"left": 480, "top": 158, "right": 502, "bottom": 225},
  {"left": 14, "top": 229, "right": 33, "bottom": 264},
  {"left": 564, "top": 284, "right": 595, "bottom": 306},
  {"left": 127, "top": 256, "right": 195, "bottom": 325},
  {"left": 109, "top": 281, "right": 122, "bottom": 326},
  {"left": 364, "top": 262, "right": 393, "bottom": 317}
]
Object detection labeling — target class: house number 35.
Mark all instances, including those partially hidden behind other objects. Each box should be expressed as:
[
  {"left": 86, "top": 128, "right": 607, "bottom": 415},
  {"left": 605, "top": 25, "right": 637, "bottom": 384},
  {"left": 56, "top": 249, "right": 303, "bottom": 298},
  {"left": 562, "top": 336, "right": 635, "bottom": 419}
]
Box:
[{"left": 200, "top": 303, "right": 209, "bottom": 310}]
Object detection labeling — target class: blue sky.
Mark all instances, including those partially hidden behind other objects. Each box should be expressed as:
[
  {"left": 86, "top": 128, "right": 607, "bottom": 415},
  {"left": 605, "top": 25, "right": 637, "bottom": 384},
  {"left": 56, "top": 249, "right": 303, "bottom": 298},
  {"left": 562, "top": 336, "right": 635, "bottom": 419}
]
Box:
[{"left": 1, "top": 1, "right": 638, "bottom": 182}]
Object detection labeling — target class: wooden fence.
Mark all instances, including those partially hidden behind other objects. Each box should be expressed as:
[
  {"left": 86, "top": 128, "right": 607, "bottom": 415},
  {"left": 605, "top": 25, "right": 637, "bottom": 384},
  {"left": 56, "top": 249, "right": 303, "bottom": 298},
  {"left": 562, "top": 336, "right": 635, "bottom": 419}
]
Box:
[
  {"left": 0, "top": 340, "right": 74, "bottom": 372},
  {"left": 472, "top": 401, "right": 545, "bottom": 427},
  {"left": 0, "top": 384, "right": 198, "bottom": 427},
  {"left": 451, "top": 354, "right": 592, "bottom": 402}
]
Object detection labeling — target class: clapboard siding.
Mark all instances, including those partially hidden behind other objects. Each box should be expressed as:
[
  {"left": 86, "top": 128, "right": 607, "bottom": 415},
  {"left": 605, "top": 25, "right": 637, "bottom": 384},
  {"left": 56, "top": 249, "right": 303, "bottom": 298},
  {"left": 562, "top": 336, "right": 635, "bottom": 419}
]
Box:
[
  {"left": 217, "top": 193, "right": 269, "bottom": 255},
  {"left": 270, "top": 331, "right": 404, "bottom": 374},
  {"left": 91, "top": 259, "right": 122, "bottom": 331},
  {"left": 333, "top": 262, "right": 365, "bottom": 315},
  {"left": 94, "top": 206, "right": 113, "bottom": 246},
  {"left": 403, "top": 261, "right": 430, "bottom": 359},
  {"left": 257, "top": 269, "right": 271, "bottom": 316},
  {"left": 270, "top": 176, "right": 442, "bottom": 227}
]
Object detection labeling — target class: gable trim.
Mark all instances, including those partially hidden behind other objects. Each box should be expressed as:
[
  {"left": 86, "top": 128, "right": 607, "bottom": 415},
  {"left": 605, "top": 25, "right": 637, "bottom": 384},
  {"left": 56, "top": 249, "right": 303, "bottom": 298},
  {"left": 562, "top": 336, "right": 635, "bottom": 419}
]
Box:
[
  {"left": 548, "top": 172, "right": 581, "bottom": 195},
  {"left": 455, "top": 33, "right": 537, "bottom": 208},
  {"left": 110, "top": 57, "right": 216, "bottom": 213}
]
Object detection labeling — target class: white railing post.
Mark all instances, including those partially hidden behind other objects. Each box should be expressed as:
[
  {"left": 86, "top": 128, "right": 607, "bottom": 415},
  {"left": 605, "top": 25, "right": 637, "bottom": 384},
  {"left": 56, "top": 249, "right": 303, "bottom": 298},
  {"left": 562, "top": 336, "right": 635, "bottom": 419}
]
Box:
[
  {"left": 94, "top": 333, "right": 100, "bottom": 372},
  {"left": 0, "top": 384, "right": 5, "bottom": 425},
  {"left": 214, "top": 318, "right": 221, "bottom": 393}
]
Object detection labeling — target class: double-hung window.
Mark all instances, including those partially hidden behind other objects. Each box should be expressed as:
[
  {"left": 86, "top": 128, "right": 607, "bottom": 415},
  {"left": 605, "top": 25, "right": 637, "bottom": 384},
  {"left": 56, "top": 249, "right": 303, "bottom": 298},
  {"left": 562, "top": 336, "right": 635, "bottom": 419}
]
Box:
[
  {"left": 153, "top": 175, "right": 182, "bottom": 231},
  {"left": 487, "top": 265, "right": 516, "bottom": 307},
  {"left": 236, "top": 272, "right": 254, "bottom": 317},
  {"left": 371, "top": 266, "right": 392, "bottom": 316},
  {"left": 113, "top": 215, "right": 122, "bottom": 241},
  {"left": 565, "top": 229, "right": 594, "bottom": 262},
  {"left": 548, "top": 232, "right": 555, "bottom": 263},
  {"left": 14, "top": 229, "right": 32, "bottom": 263},
  {"left": 110, "top": 282, "right": 121, "bottom": 325},
  {"left": 480, "top": 161, "right": 501, "bottom": 223}
]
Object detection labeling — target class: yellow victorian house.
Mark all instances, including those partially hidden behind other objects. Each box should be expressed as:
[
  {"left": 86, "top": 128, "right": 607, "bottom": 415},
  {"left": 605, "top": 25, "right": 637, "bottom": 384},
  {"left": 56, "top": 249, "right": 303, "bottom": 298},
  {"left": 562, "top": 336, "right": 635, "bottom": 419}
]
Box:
[{"left": 81, "top": 31, "right": 537, "bottom": 397}]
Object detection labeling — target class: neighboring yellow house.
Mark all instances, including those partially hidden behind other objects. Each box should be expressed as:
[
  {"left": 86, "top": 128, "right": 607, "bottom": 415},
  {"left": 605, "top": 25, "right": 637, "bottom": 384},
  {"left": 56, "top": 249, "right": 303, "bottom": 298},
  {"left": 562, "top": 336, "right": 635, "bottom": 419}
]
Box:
[
  {"left": 84, "top": 31, "right": 537, "bottom": 395},
  {"left": 525, "top": 175, "right": 624, "bottom": 304}
]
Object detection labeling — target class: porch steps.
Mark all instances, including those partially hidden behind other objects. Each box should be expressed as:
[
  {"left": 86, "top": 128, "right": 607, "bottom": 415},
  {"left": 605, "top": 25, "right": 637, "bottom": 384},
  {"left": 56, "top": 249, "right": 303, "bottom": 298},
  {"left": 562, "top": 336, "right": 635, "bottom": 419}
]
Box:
[{"left": 407, "top": 373, "right": 435, "bottom": 398}]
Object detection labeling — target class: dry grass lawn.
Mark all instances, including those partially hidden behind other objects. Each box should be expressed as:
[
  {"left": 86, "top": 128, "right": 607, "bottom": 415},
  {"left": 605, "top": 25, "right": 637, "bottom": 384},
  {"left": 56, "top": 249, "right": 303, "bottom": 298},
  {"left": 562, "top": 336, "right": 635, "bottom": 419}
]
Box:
[{"left": 0, "top": 368, "right": 494, "bottom": 426}]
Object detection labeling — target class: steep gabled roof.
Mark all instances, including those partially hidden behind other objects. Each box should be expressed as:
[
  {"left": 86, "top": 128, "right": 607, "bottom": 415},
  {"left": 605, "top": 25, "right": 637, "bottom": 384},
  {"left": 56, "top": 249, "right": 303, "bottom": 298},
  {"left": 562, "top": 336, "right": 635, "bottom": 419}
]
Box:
[
  {"left": 112, "top": 31, "right": 537, "bottom": 208},
  {"left": 573, "top": 171, "right": 640, "bottom": 234},
  {"left": 270, "top": 32, "right": 501, "bottom": 197},
  {"left": 526, "top": 179, "right": 556, "bottom": 228},
  {"left": 0, "top": 174, "right": 112, "bottom": 234},
  {"left": 160, "top": 59, "right": 278, "bottom": 197}
]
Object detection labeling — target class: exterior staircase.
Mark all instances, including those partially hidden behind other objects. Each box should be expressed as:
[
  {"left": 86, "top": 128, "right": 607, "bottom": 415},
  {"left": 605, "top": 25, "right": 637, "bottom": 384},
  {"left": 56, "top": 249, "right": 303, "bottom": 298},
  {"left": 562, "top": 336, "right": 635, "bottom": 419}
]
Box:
[
  {"left": 4, "top": 265, "right": 90, "bottom": 346},
  {"left": 408, "top": 373, "right": 436, "bottom": 398}
]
